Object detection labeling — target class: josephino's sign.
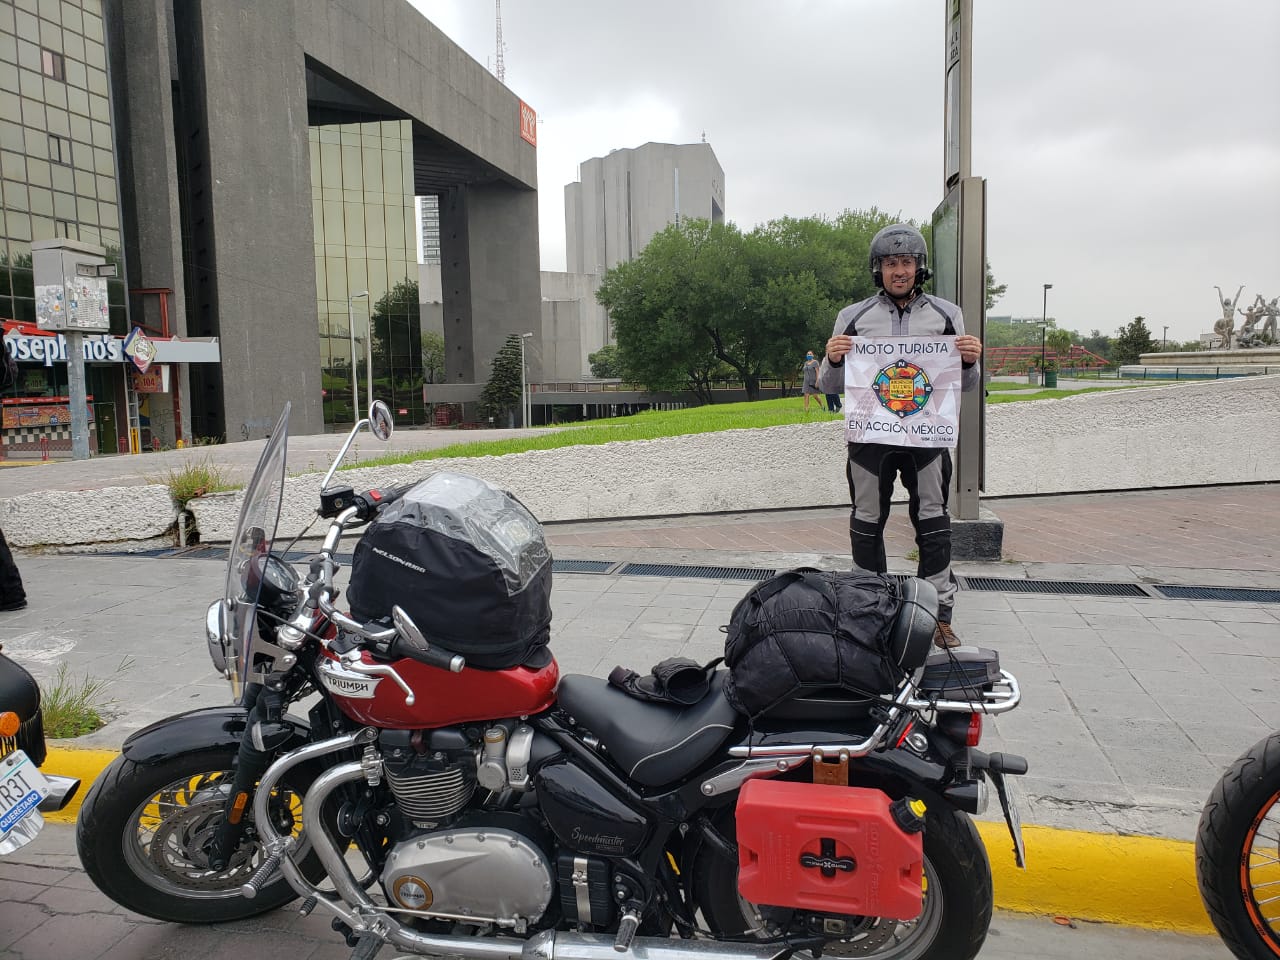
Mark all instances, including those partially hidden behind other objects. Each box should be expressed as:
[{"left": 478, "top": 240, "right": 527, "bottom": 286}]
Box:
[{"left": 4, "top": 331, "right": 123, "bottom": 367}]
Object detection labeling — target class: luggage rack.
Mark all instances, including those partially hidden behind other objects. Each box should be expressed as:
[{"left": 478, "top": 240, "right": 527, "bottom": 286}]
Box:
[
  {"left": 727, "top": 670, "right": 1021, "bottom": 762},
  {"left": 907, "top": 669, "right": 1021, "bottom": 715}
]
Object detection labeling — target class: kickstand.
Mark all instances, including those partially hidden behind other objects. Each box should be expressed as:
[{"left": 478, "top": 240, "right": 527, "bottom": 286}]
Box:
[{"left": 349, "top": 933, "right": 385, "bottom": 960}]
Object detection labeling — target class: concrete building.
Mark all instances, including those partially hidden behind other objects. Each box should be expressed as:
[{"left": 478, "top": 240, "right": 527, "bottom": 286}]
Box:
[
  {"left": 2, "top": 0, "right": 543, "bottom": 452},
  {"left": 565, "top": 142, "right": 725, "bottom": 275}
]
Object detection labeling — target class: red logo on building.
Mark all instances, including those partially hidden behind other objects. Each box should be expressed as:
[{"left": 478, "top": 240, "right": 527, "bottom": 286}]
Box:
[{"left": 519, "top": 100, "right": 537, "bottom": 146}]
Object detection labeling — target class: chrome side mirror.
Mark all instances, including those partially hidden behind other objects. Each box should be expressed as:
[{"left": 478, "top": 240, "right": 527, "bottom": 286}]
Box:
[{"left": 368, "top": 401, "right": 394, "bottom": 441}]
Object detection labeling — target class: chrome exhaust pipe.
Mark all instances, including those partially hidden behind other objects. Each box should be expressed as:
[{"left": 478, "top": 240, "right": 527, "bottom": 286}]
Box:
[
  {"left": 37, "top": 774, "right": 80, "bottom": 812},
  {"left": 299, "top": 763, "right": 790, "bottom": 960},
  {"left": 524, "top": 931, "right": 790, "bottom": 960}
]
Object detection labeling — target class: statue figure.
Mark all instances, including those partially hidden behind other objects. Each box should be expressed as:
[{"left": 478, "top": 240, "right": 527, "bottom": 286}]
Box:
[
  {"left": 1236, "top": 294, "right": 1265, "bottom": 348},
  {"left": 1260, "top": 296, "right": 1279, "bottom": 344},
  {"left": 1214, "top": 284, "right": 1244, "bottom": 349}
]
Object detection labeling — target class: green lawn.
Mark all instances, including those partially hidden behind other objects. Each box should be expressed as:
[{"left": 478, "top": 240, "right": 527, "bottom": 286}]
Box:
[{"left": 351, "top": 382, "right": 1150, "bottom": 469}]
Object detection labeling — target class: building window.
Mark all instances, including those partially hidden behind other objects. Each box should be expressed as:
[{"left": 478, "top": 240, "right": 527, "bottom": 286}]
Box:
[
  {"left": 54, "top": 219, "right": 77, "bottom": 239},
  {"left": 41, "top": 49, "right": 66, "bottom": 82},
  {"left": 49, "top": 133, "right": 71, "bottom": 166}
]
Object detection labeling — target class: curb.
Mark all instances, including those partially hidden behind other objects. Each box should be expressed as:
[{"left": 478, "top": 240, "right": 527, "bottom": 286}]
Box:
[{"left": 45, "top": 748, "right": 1211, "bottom": 935}]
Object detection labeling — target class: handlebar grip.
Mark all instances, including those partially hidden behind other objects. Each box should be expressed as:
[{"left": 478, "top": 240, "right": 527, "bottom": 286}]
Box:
[
  {"left": 390, "top": 635, "right": 465, "bottom": 673},
  {"left": 987, "top": 752, "right": 1029, "bottom": 776}
]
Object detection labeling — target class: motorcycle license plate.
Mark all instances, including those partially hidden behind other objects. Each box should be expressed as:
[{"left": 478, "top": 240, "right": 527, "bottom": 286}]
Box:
[
  {"left": 990, "top": 769, "right": 1026, "bottom": 869},
  {"left": 0, "top": 750, "right": 51, "bottom": 837}
]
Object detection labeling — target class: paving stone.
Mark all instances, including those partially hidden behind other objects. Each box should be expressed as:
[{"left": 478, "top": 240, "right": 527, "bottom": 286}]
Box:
[{"left": 7, "top": 910, "right": 133, "bottom": 960}]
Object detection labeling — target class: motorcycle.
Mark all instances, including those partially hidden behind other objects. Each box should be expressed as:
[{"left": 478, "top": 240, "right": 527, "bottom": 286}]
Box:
[
  {"left": 76, "top": 401, "right": 1027, "bottom": 960},
  {"left": 0, "top": 646, "right": 82, "bottom": 854},
  {"left": 1197, "top": 732, "right": 1280, "bottom": 959}
]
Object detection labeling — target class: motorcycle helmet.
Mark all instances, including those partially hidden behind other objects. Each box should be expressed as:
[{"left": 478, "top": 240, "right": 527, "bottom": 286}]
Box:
[{"left": 869, "top": 223, "right": 931, "bottom": 290}]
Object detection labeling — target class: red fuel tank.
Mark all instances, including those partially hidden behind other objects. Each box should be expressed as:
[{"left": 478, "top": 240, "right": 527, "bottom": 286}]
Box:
[
  {"left": 735, "top": 779, "right": 923, "bottom": 921},
  {"left": 317, "top": 648, "right": 559, "bottom": 728}
]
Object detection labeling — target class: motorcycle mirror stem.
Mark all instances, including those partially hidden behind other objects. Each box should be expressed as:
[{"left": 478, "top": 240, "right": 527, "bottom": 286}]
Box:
[{"left": 319, "top": 400, "right": 396, "bottom": 496}]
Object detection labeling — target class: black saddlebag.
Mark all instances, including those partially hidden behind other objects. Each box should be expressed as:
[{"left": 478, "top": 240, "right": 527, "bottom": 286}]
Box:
[
  {"left": 723, "top": 569, "right": 905, "bottom": 719},
  {"left": 347, "top": 472, "right": 552, "bottom": 669}
]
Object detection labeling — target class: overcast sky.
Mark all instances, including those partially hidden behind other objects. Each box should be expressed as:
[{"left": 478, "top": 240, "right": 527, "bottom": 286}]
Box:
[{"left": 409, "top": 0, "right": 1279, "bottom": 343}]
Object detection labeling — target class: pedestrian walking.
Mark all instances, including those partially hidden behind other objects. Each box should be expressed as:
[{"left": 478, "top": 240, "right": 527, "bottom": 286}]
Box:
[{"left": 801, "top": 350, "right": 821, "bottom": 411}]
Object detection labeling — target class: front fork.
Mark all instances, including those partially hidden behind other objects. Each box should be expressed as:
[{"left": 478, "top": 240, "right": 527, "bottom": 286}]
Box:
[{"left": 208, "top": 684, "right": 296, "bottom": 871}]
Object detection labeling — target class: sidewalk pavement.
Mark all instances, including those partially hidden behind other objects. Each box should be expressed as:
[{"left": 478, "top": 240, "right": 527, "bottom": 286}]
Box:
[{"left": 0, "top": 481, "right": 1276, "bottom": 955}]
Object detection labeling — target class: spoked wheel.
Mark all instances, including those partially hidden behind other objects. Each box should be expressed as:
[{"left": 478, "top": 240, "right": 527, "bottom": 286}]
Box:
[
  {"left": 77, "top": 747, "right": 311, "bottom": 923},
  {"left": 1198, "top": 732, "right": 1280, "bottom": 959},
  {"left": 692, "top": 805, "right": 992, "bottom": 960}
]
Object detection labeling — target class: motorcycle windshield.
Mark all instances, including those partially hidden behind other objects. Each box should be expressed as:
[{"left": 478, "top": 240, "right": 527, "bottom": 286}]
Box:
[{"left": 223, "top": 403, "right": 290, "bottom": 704}]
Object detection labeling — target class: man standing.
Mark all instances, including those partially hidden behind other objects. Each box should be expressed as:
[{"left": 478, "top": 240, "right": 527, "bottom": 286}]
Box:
[{"left": 817, "top": 223, "right": 982, "bottom": 648}]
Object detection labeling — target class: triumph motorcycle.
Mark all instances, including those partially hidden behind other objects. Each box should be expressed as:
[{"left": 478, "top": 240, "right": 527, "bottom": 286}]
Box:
[
  {"left": 1, "top": 647, "right": 81, "bottom": 854},
  {"left": 1198, "top": 732, "right": 1280, "bottom": 959},
  {"left": 76, "top": 401, "right": 1027, "bottom": 960}
]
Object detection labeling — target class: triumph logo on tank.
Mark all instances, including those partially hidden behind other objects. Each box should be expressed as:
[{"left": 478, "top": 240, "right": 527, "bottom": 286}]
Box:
[
  {"left": 843, "top": 336, "right": 962, "bottom": 449},
  {"left": 318, "top": 661, "right": 381, "bottom": 698}
]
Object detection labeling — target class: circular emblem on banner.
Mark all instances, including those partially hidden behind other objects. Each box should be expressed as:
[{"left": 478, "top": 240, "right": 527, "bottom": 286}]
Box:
[{"left": 873, "top": 360, "right": 933, "bottom": 418}]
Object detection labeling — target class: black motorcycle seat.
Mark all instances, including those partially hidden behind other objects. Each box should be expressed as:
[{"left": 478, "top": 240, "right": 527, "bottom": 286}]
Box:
[{"left": 556, "top": 671, "right": 738, "bottom": 787}]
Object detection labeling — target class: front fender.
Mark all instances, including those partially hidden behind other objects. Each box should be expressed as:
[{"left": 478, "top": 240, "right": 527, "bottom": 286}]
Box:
[{"left": 121, "top": 706, "right": 312, "bottom": 765}]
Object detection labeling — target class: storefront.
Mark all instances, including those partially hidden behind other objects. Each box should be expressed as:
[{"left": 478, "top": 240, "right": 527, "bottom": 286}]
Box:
[{"left": 1, "top": 322, "right": 219, "bottom": 458}]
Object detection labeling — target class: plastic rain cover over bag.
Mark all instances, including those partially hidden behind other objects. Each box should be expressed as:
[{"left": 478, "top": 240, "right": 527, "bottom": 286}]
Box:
[{"left": 347, "top": 472, "right": 553, "bottom": 669}]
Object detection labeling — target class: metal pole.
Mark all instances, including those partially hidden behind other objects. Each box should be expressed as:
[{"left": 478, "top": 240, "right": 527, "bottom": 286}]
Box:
[
  {"left": 66, "top": 331, "right": 91, "bottom": 460},
  {"left": 365, "top": 311, "right": 374, "bottom": 415},
  {"left": 1041, "top": 283, "right": 1052, "bottom": 374},
  {"left": 1163, "top": 325, "right": 1169, "bottom": 351},
  {"left": 348, "top": 291, "right": 368, "bottom": 421},
  {"left": 347, "top": 298, "right": 359, "bottom": 421},
  {"left": 519, "top": 334, "right": 527, "bottom": 428}
]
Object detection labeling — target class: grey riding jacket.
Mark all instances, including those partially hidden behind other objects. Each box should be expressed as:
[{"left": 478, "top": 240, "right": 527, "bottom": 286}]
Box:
[{"left": 816, "top": 291, "right": 981, "bottom": 396}]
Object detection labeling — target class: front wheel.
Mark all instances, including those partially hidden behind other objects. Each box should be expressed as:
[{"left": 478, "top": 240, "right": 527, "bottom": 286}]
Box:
[
  {"left": 1197, "top": 732, "right": 1280, "bottom": 959},
  {"left": 692, "top": 804, "right": 992, "bottom": 960},
  {"left": 76, "top": 747, "right": 309, "bottom": 923}
]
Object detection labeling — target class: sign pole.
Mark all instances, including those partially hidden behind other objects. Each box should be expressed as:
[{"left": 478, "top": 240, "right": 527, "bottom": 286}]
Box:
[{"left": 65, "top": 331, "right": 91, "bottom": 459}]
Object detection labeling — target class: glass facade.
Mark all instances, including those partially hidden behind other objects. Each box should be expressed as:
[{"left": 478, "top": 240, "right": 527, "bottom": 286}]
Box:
[
  {"left": 310, "top": 119, "right": 423, "bottom": 426},
  {"left": 0, "top": 0, "right": 126, "bottom": 455},
  {"left": 0, "top": 0, "right": 125, "bottom": 333}
]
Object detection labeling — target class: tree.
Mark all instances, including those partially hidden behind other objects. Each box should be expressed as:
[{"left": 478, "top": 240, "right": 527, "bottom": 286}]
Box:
[
  {"left": 1082, "top": 329, "right": 1112, "bottom": 360},
  {"left": 598, "top": 211, "right": 896, "bottom": 401},
  {"left": 985, "top": 263, "right": 1007, "bottom": 312},
  {"left": 587, "top": 344, "right": 621, "bottom": 379},
  {"left": 421, "top": 330, "right": 445, "bottom": 383},
  {"left": 1112, "top": 316, "right": 1157, "bottom": 366},
  {"left": 479, "top": 335, "right": 524, "bottom": 426}
]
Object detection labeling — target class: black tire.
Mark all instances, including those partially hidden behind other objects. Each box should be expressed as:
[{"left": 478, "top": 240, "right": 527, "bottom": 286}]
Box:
[
  {"left": 692, "top": 804, "right": 992, "bottom": 960},
  {"left": 1197, "top": 731, "right": 1280, "bottom": 960},
  {"left": 76, "top": 747, "right": 310, "bottom": 923}
]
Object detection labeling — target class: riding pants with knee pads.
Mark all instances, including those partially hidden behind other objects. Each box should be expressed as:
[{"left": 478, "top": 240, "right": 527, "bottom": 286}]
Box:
[{"left": 845, "top": 443, "right": 957, "bottom": 622}]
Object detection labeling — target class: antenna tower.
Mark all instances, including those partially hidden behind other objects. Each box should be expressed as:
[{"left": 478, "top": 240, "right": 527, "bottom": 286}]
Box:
[{"left": 494, "top": 0, "right": 505, "bottom": 83}]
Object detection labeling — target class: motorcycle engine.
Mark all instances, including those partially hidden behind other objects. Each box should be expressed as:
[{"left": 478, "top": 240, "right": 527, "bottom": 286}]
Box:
[
  {"left": 381, "top": 811, "right": 555, "bottom": 929},
  {"left": 377, "top": 728, "right": 555, "bottom": 929}
]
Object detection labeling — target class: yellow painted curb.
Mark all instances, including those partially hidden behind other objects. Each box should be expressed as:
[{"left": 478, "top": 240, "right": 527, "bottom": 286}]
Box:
[
  {"left": 977, "top": 821, "right": 1210, "bottom": 935},
  {"left": 42, "top": 749, "right": 1212, "bottom": 934},
  {"left": 41, "top": 747, "right": 117, "bottom": 824}
]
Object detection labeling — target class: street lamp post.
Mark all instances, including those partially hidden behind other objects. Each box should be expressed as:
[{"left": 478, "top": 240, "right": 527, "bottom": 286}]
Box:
[
  {"left": 1041, "top": 283, "right": 1053, "bottom": 375},
  {"left": 1163, "top": 325, "right": 1169, "bottom": 351},
  {"left": 519, "top": 332, "right": 534, "bottom": 428},
  {"left": 348, "top": 291, "right": 369, "bottom": 421}
]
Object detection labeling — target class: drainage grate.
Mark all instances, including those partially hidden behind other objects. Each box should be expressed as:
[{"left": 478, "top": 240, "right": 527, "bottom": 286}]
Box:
[
  {"left": 959, "top": 577, "right": 1149, "bottom": 598},
  {"left": 1155, "top": 585, "right": 1280, "bottom": 604},
  {"left": 552, "top": 559, "right": 616, "bottom": 574},
  {"left": 617, "top": 562, "right": 775, "bottom": 581}
]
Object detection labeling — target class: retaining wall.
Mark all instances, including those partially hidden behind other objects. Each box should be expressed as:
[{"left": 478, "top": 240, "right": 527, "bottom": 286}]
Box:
[{"left": 6, "top": 375, "right": 1278, "bottom": 546}]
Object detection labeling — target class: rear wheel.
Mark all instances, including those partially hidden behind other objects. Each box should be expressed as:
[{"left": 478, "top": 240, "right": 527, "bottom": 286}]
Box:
[
  {"left": 76, "top": 747, "right": 311, "bottom": 923},
  {"left": 1197, "top": 732, "right": 1280, "bottom": 959},
  {"left": 692, "top": 804, "right": 992, "bottom": 960}
]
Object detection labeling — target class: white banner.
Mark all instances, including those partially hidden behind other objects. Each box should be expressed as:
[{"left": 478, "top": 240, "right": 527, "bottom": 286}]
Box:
[{"left": 843, "top": 336, "right": 962, "bottom": 448}]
